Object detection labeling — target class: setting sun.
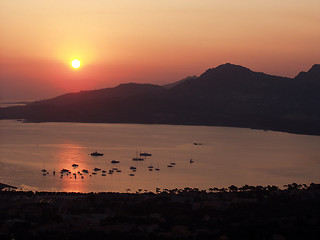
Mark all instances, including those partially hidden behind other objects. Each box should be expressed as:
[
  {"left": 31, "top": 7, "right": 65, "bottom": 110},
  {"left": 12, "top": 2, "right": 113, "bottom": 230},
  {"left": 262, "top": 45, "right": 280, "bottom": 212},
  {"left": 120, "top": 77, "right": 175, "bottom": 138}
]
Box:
[{"left": 71, "top": 59, "right": 81, "bottom": 69}]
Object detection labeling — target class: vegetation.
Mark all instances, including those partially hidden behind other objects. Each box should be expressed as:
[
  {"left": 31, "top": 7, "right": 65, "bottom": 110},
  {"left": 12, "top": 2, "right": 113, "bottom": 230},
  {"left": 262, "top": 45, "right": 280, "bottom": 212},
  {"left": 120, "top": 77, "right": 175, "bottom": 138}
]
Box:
[{"left": 1, "top": 183, "right": 319, "bottom": 239}]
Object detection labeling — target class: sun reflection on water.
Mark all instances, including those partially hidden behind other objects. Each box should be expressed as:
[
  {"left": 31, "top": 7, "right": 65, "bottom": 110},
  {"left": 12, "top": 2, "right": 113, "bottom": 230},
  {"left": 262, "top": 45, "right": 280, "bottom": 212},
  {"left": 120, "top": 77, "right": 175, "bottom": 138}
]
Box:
[{"left": 55, "top": 143, "right": 90, "bottom": 192}]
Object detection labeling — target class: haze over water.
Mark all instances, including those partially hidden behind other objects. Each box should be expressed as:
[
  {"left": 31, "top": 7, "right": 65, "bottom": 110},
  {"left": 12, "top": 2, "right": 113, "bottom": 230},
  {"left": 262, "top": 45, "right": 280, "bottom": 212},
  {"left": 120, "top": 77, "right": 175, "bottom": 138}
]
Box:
[{"left": 0, "top": 120, "right": 319, "bottom": 193}]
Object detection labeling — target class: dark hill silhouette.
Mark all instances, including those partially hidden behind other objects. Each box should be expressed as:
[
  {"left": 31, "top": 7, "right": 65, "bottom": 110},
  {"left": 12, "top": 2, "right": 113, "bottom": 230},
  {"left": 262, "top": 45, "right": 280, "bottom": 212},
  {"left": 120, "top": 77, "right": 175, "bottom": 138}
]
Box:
[
  {"left": 1, "top": 63, "right": 319, "bottom": 135},
  {"left": 31, "top": 83, "right": 165, "bottom": 106},
  {"left": 162, "top": 75, "right": 197, "bottom": 89},
  {"left": 295, "top": 64, "right": 320, "bottom": 81}
]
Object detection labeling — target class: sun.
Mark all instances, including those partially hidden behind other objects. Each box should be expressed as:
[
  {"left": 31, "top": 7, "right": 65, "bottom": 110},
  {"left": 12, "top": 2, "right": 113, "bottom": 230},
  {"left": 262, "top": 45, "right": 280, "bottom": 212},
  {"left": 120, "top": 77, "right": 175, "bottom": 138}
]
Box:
[{"left": 71, "top": 59, "right": 80, "bottom": 68}]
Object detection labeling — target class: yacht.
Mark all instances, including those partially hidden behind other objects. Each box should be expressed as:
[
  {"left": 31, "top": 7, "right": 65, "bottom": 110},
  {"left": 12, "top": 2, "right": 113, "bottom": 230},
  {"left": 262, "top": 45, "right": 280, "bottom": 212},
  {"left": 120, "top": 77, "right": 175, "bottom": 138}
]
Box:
[
  {"left": 140, "top": 152, "right": 152, "bottom": 157},
  {"left": 91, "top": 151, "right": 104, "bottom": 156}
]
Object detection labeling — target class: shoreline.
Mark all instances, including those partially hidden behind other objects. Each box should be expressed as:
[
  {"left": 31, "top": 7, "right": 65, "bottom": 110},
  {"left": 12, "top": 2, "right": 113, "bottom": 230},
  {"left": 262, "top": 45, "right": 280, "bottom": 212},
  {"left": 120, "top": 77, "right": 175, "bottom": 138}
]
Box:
[
  {"left": 1, "top": 118, "right": 320, "bottom": 136},
  {"left": 1, "top": 182, "right": 319, "bottom": 194}
]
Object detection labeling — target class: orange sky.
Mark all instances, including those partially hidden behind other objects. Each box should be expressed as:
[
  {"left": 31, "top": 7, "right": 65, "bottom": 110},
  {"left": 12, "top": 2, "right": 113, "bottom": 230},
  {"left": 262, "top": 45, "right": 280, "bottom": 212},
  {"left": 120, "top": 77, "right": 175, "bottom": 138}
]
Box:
[{"left": 1, "top": 0, "right": 319, "bottom": 100}]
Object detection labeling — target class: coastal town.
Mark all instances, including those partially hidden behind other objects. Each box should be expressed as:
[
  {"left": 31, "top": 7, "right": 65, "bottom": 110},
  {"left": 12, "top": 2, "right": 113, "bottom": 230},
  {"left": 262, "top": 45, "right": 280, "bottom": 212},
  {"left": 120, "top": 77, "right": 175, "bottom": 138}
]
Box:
[{"left": 1, "top": 183, "right": 319, "bottom": 239}]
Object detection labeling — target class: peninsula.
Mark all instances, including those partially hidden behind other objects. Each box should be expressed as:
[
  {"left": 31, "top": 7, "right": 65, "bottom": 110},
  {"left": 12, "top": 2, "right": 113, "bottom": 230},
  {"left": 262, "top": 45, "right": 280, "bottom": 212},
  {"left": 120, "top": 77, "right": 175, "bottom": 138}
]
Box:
[{"left": 1, "top": 63, "right": 320, "bottom": 135}]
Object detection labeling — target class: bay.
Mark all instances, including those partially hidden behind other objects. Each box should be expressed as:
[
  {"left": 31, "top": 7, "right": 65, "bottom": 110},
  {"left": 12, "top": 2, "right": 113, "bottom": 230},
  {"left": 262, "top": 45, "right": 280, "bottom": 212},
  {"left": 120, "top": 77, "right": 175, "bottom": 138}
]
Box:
[{"left": 0, "top": 120, "right": 319, "bottom": 193}]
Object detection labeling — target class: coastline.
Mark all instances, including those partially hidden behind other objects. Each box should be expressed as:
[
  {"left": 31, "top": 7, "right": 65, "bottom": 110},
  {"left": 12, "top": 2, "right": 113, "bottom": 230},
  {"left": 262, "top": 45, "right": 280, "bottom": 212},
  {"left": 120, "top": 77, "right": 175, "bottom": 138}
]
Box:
[
  {"left": 1, "top": 183, "right": 319, "bottom": 239},
  {"left": 2, "top": 118, "right": 320, "bottom": 136}
]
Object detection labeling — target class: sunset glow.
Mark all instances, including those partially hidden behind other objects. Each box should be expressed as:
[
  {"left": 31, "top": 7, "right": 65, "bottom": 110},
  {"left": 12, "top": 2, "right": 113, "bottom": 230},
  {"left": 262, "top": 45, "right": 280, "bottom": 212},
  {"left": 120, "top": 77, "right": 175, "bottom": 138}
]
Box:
[{"left": 0, "top": 0, "right": 319, "bottom": 100}]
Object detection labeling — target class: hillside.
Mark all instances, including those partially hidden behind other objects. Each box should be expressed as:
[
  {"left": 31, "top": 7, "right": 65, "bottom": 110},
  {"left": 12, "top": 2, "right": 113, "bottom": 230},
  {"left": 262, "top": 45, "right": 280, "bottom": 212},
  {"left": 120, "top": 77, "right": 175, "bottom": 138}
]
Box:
[{"left": 1, "top": 63, "right": 320, "bottom": 135}]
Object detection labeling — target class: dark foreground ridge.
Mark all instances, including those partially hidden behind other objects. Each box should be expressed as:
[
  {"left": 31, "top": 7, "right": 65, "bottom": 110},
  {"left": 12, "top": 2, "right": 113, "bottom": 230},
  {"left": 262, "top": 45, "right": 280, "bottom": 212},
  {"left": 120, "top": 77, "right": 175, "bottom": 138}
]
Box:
[
  {"left": 1, "top": 183, "right": 320, "bottom": 240},
  {"left": 1, "top": 63, "right": 320, "bottom": 135}
]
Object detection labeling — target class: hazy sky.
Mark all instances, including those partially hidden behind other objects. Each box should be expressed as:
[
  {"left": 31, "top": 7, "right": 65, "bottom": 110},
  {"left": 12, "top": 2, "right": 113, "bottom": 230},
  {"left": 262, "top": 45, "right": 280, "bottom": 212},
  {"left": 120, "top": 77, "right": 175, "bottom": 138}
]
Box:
[{"left": 1, "top": 0, "right": 319, "bottom": 100}]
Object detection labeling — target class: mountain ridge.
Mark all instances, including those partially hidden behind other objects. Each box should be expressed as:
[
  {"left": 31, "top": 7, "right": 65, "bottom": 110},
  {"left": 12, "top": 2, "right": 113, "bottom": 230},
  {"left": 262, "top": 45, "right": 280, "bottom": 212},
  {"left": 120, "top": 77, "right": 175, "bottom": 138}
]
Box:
[{"left": 1, "top": 63, "right": 319, "bottom": 135}]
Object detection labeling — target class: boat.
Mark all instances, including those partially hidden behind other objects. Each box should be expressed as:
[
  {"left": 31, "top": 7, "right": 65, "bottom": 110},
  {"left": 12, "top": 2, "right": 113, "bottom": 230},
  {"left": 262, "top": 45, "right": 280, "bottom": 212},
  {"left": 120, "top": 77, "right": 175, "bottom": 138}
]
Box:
[
  {"left": 155, "top": 164, "right": 160, "bottom": 171},
  {"left": 102, "top": 173, "right": 106, "bottom": 176},
  {"left": 111, "top": 160, "right": 120, "bottom": 164},
  {"left": 102, "top": 170, "right": 107, "bottom": 173},
  {"left": 167, "top": 165, "right": 173, "bottom": 168},
  {"left": 116, "top": 170, "right": 122, "bottom": 172},
  {"left": 148, "top": 165, "right": 154, "bottom": 169},
  {"left": 60, "top": 169, "right": 69, "bottom": 173},
  {"left": 129, "top": 166, "right": 137, "bottom": 170},
  {"left": 170, "top": 162, "right": 176, "bottom": 165},
  {"left": 91, "top": 151, "right": 104, "bottom": 156},
  {"left": 133, "top": 156, "right": 144, "bottom": 161},
  {"left": 72, "top": 164, "right": 79, "bottom": 167},
  {"left": 140, "top": 152, "right": 152, "bottom": 157},
  {"left": 190, "top": 158, "right": 194, "bottom": 163},
  {"left": 193, "top": 143, "right": 203, "bottom": 145},
  {"left": 132, "top": 151, "right": 145, "bottom": 161},
  {"left": 129, "top": 173, "right": 135, "bottom": 176},
  {"left": 82, "top": 169, "right": 89, "bottom": 173},
  {"left": 93, "top": 168, "right": 101, "bottom": 171},
  {"left": 41, "top": 160, "right": 47, "bottom": 173}
]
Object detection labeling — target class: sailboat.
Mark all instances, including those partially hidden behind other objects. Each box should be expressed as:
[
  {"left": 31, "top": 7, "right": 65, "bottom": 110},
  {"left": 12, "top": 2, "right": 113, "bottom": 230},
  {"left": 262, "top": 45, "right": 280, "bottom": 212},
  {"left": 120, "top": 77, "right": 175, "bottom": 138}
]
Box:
[
  {"left": 155, "top": 164, "right": 160, "bottom": 171},
  {"left": 132, "top": 150, "right": 144, "bottom": 161},
  {"left": 41, "top": 160, "right": 47, "bottom": 173}
]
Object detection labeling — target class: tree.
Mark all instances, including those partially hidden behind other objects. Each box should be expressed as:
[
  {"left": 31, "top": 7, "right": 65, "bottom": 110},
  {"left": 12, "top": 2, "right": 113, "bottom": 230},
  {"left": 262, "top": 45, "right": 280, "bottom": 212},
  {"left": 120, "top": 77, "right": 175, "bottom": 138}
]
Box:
[{"left": 228, "top": 185, "right": 238, "bottom": 192}]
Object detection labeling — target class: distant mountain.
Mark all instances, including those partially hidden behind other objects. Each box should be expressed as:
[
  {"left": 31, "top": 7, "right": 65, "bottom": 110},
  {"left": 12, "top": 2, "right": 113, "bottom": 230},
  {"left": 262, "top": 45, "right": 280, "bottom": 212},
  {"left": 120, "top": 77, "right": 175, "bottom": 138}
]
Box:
[{"left": 1, "top": 63, "right": 320, "bottom": 135}]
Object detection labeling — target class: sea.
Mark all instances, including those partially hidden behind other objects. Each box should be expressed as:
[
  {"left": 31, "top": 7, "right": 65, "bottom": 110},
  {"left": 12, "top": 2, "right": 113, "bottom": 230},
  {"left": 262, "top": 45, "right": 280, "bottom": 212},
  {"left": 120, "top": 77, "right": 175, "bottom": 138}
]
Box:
[{"left": 0, "top": 120, "right": 319, "bottom": 193}]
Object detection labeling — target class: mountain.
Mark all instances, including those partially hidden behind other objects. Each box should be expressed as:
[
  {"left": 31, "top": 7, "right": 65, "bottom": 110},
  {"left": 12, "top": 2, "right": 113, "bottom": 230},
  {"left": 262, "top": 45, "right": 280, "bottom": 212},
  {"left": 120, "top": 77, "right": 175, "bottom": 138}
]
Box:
[
  {"left": 162, "top": 75, "right": 197, "bottom": 89},
  {"left": 1, "top": 63, "right": 320, "bottom": 135},
  {"left": 295, "top": 64, "right": 320, "bottom": 81}
]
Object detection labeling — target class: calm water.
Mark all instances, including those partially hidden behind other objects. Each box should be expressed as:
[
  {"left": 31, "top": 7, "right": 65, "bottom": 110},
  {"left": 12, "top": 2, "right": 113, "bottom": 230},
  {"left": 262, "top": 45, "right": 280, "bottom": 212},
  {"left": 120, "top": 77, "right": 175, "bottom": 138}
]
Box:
[{"left": 0, "top": 120, "right": 319, "bottom": 193}]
